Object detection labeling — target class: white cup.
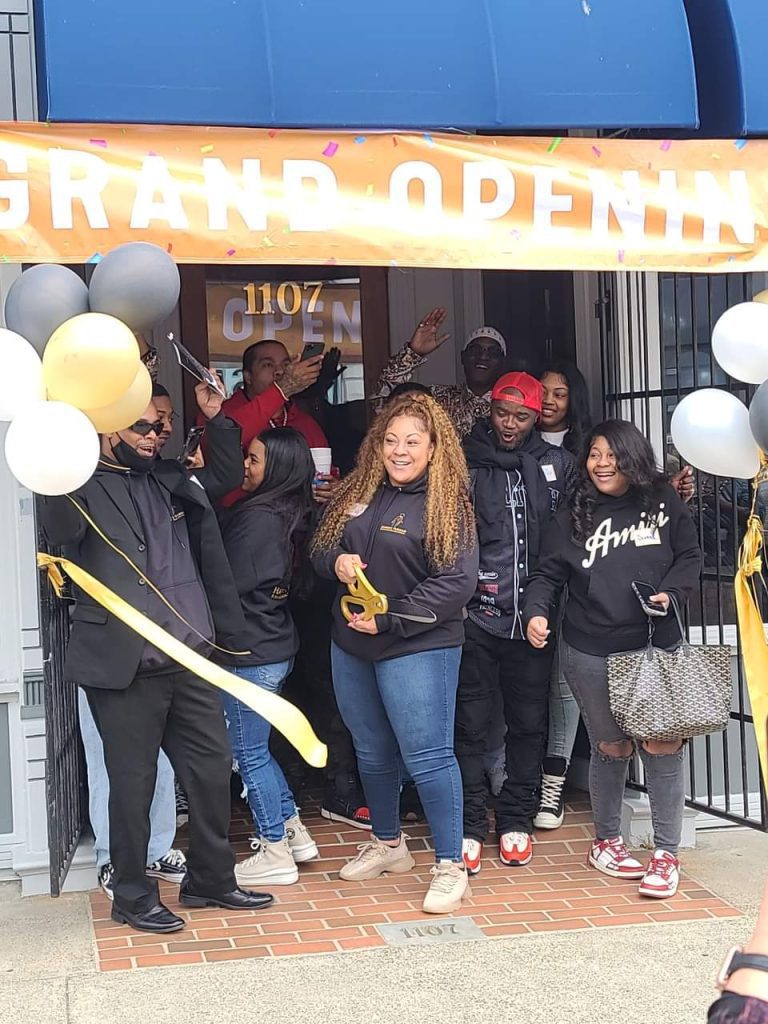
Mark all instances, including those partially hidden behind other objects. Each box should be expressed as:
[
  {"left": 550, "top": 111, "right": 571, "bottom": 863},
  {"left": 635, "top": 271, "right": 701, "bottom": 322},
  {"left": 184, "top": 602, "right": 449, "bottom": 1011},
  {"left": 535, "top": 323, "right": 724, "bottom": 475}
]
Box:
[{"left": 310, "top": 447, "right": 332, "bottom": 475}]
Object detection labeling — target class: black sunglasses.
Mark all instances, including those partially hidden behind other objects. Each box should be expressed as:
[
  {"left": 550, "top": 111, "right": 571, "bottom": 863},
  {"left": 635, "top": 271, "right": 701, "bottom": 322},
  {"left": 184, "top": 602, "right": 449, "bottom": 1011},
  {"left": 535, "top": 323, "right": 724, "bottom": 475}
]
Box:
[{"left": 130, "top": 420, "right": 164, "bottom": 437}]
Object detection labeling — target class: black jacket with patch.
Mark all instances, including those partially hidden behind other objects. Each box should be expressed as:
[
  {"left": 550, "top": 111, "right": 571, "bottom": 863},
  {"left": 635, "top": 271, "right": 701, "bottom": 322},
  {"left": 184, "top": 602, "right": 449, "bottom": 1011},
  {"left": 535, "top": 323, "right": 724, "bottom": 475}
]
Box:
[{"left": 312, "top": 476, "right": 479, "bottom": 662}]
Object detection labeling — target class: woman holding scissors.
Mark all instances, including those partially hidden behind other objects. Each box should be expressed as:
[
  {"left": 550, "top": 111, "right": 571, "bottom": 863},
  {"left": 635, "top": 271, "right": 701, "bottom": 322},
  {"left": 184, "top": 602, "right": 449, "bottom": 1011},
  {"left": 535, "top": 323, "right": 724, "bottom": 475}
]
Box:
[{"left": 312, "top": 393, "right": 478, "bottom": 914}]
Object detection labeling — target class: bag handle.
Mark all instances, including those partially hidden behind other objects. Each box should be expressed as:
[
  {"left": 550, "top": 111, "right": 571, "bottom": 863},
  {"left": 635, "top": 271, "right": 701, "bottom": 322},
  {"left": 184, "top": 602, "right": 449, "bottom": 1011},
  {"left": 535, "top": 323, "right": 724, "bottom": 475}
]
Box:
[{"left": 668, "top": 592, "right": 688, "bottom": 645}]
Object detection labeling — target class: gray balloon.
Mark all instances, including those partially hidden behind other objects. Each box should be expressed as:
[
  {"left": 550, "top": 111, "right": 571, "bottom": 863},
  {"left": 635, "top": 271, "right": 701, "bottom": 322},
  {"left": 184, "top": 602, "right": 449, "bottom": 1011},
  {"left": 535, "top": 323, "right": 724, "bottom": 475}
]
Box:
[
  {"left": 88, "top": 242, "right": 180, "bottom": 334},
  {"left": 4, "top": 264, "right": 89, "bottom": 355},
  {"left": 749, "top": 380, "right": 768, "bottom": 452}
]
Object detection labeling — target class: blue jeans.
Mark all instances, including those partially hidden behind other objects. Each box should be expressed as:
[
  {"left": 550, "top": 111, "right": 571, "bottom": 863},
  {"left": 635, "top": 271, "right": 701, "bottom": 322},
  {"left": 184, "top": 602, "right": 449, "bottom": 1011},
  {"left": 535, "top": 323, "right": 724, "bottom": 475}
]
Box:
[
  {"left": 78, "top": 688, "right": 177, "bottom": 869},
  {"left": 546, "top": 635, "right": 581, "bottom": 764},
  {"left": 331, "top": 643, "right": 463, "bottom": 862},
  {"left": 222, "top": 661, "right": 297, "bottom": 842}
]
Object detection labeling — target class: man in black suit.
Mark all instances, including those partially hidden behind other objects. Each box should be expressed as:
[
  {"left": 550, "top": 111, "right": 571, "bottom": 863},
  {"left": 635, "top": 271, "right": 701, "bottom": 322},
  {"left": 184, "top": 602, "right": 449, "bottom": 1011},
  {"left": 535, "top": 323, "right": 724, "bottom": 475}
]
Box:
[{"left": 39, "top": 400, "right": 272, "bottom": 934}]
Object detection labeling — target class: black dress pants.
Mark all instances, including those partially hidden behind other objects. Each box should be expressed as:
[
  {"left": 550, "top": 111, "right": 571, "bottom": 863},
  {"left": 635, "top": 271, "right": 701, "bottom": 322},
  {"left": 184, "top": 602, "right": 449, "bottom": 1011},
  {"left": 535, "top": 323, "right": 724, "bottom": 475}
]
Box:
[
  {"left": 455, "top": 619, "right": 554, "bottom": 841},
  {"left": 85, "top": 669, "right": 236, "bottom": 914}
]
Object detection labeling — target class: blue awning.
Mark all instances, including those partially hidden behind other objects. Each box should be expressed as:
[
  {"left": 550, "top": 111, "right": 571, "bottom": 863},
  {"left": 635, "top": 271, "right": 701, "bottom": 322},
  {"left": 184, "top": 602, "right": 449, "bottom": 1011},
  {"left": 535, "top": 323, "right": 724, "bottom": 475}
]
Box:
[
  {"left": 683, "top": 0, "right": 768, "bottom": 136},
  {"left": 36, "top": 0, "right": 699, "bottom": 130}
]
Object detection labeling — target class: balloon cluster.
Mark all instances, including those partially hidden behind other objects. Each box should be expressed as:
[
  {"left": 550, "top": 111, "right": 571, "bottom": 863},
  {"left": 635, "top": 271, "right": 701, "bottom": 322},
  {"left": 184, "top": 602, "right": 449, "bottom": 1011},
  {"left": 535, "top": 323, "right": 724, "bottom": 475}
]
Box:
[
  {"left": 2, "top": 243, "right": 179, "bottom": 495},
  {"left": 671, "top": 292, "right": 768, "bottom": 481}
]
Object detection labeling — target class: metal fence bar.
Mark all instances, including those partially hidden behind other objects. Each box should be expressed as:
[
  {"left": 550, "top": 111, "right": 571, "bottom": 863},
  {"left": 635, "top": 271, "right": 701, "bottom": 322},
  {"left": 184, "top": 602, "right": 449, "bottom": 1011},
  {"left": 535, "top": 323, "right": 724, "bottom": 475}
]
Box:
[
  {"left": 597, "top": 270, "right": 767, "bottom": 831},
  {"left": 37, "top": 503, "right": 87, "bottom": 895}
]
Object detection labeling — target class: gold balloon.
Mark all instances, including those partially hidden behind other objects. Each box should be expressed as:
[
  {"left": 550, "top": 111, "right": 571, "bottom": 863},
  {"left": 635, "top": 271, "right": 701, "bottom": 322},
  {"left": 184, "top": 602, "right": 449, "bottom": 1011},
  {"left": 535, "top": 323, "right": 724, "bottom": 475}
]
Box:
[
  {"left": 82, "top": 363, "right": 153, "bottom": 432},
  {"left": 43, "top": 313, "right": 140, "bottom": 409},
  {"left": 754, "top": 289, "right": 768, "bottom": 306}
]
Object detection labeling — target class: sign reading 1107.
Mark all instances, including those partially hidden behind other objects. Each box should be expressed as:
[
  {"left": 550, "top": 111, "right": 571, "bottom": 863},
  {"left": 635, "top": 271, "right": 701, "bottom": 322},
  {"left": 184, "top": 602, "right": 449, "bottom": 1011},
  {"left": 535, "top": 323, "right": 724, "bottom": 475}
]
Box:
[{"left": 243, "top": 280, "right": 325, "bottom": 316}]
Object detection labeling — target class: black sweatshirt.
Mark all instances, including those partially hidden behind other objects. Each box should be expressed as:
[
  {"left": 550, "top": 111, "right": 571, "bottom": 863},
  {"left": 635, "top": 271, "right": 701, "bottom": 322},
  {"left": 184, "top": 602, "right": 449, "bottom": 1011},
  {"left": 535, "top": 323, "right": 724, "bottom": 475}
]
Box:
[
  {"left": 217, "top": 497, "right": 300, "bottom": 666},
  {"left": 312, "top": 476, "right": 479, "bottom": 662},
  {"left": 523, "top": 483, "right": 701, "bottom": 656}
]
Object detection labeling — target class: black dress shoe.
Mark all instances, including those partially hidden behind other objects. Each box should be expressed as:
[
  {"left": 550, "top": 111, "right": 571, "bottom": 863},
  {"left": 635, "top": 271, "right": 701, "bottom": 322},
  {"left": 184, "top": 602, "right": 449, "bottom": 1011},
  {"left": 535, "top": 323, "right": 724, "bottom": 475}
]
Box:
[
  {"left": 178, "top": 883, "right": 274, "bottom": 911},
  {"left": 111, "top": 902, "right": 185, "bottom": 933}
]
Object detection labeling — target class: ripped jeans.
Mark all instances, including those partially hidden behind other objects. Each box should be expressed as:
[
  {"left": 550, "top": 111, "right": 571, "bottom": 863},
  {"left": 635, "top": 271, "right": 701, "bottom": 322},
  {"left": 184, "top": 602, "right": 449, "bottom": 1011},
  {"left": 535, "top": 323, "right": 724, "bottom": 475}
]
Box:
[
  {"left": 562, "top": 642, "right": 686, "bottom": 854},
  {"left": 221, "top": 660, "right": 298, "bottom": 843}
]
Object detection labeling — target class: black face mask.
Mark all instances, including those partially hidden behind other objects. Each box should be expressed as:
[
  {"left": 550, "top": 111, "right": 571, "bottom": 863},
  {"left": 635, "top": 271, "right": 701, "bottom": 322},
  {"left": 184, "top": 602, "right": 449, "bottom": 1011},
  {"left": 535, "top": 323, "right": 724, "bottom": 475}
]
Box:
[{"left": 110, "top": 439, "right": 155, "bottom": 474}]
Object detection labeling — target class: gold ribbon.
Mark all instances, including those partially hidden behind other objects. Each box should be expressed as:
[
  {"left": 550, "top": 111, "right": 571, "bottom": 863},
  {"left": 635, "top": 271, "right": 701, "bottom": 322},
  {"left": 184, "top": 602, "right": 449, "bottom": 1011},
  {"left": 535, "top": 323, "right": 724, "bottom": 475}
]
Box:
[
  {"left": 37, "top": 552, "right": 328, "bottom": 769},
  {"left": 735, "top": 508, "right": 768, "bottom": 795}
]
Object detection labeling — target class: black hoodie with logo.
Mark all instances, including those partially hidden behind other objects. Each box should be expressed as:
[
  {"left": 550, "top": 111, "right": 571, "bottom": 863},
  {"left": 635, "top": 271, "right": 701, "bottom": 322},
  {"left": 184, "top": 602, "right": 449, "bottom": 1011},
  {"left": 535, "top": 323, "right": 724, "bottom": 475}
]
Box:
[
  {"left": 312, "top": 476, "right": 479, "bottom": 662},
  {"left": 523, "top": 483, "right": 702, "bottom": 656}
]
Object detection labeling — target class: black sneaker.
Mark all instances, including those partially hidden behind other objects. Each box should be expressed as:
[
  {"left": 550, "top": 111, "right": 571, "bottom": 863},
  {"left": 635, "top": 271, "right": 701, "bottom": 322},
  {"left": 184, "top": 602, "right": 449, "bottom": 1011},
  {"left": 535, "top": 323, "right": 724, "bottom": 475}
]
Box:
[
  {"left": 175, "top": 780, "right": 189, "bottom": 827},
  {"left": 320, "top": 792, "right": 372, "bottom": 830},
  {"left": 399, "top": 782, "right": 425, "bottom": 823},
  {"left": 146, "top": 848, "right": 188, "bottom": 883},
  {"left": 534, "top": 757, "right": 567, "bottom": 830},
  {"left": 99, "top": 862, "right": 114, "bottom": 901}
]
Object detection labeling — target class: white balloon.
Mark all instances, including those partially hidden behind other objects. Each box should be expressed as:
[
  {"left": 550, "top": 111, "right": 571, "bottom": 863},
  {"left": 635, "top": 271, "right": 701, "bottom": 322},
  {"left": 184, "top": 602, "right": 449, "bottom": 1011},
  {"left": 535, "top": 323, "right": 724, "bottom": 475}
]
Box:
[
  {"left": 671, "top": 389, "right": 760, "bottom": 479},
  {"left": 0, "top": 328, "right": 45, "bottom": 421},
  {"left": 5, "top": 401, "right": 100, "bottom": 495},
  {"left": 712, "top": 302, "right": 768, "bottom": 384}
]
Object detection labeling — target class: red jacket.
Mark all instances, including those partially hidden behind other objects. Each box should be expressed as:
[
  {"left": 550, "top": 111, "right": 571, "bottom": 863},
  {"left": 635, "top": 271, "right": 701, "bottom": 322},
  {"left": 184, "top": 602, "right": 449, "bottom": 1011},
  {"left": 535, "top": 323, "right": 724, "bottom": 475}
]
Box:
[{"left": 217, "top": 384, "right": 328, "bottom": 507}]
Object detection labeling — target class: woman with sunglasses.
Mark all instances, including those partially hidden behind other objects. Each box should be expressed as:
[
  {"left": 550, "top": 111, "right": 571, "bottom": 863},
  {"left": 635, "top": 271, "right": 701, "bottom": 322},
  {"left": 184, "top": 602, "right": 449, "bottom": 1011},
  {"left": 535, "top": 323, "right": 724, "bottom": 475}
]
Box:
[{"left": 217, "top": 427, "right": 319, "bottom": 887}]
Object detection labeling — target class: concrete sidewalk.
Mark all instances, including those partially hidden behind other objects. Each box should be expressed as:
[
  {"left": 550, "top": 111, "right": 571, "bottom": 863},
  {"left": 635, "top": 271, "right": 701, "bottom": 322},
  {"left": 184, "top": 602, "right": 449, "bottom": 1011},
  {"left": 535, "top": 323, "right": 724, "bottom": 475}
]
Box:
[{"left": 0, "top": 828, "right": 764, "bottom": 1024}]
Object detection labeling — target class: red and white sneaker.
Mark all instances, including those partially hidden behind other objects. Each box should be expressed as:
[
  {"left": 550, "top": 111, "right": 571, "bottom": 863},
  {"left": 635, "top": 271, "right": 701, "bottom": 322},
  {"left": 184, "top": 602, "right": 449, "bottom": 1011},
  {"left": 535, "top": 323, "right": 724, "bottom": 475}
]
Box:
[
  {"left": 588, "top": 837, "right": 645, "bottom": 879},
  {"left": 499, "top": 832, "right": 532, "bottom": 867},
  {"left": 462, "top": 838, "right": 484, "bottom": 876},
  {"left": 639, "top": 849, "right": 680, "bottom": 899}
]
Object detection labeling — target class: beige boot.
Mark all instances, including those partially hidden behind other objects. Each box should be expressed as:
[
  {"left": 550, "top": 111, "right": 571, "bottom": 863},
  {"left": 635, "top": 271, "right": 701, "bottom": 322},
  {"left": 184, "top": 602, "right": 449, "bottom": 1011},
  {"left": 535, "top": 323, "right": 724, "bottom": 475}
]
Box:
[
  {"left": 339, "top": 834, "right": 415, "bottom": 881},
  {"left": 422, "top": 860, "right": 471, "bottom": 914},
  {"left": 285, "top": 814, "right": 319, "bottom": 863},
  {"left": 235, "top": 837, "right": 299, "bottom": 887}
]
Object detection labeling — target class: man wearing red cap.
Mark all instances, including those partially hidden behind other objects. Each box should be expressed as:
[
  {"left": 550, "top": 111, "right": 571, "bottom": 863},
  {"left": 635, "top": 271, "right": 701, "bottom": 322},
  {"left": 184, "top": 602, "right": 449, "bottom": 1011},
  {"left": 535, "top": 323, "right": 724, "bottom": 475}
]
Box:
[{"left": 456, "top": 372, "right": 576, "bottom": 874}]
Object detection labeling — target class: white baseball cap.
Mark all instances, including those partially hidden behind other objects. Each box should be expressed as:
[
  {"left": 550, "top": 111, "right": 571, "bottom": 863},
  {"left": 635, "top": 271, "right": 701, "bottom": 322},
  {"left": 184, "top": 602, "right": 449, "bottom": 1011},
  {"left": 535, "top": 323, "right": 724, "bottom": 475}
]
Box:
[{"left": 463, "top": 327, "right": 507, "bottom": 356}]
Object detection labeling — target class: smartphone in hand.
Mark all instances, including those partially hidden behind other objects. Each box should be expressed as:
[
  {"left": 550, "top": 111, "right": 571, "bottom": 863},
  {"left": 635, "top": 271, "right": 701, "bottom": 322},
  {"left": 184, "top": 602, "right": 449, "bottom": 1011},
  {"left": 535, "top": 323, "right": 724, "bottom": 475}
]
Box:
[
  {"left": 300, "top": 342, "right": 325, "bottom": 362},
  {"left": 631, "top": 580, "right": 667, "bottom": 617},
  {"left": 177, "top": 426, "right": 205, "bottom": 464}
]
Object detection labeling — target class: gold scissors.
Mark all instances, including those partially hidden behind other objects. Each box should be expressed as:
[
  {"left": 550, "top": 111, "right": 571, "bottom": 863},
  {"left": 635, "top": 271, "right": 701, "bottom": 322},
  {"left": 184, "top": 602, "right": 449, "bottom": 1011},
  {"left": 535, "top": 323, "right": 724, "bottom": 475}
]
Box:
[{"left": 340, "top": 567, "right": 388, "bottom": 622}]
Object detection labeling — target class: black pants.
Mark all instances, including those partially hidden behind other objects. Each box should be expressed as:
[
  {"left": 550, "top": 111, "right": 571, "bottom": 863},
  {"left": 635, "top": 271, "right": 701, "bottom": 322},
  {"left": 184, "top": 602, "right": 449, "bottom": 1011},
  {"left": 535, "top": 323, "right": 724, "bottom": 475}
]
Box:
[
  {"left": 455, "top": 619, "right": 554, "bottom": 840},
  {"left": 85, "top": 669, "right": 236, "bottom": 914}
]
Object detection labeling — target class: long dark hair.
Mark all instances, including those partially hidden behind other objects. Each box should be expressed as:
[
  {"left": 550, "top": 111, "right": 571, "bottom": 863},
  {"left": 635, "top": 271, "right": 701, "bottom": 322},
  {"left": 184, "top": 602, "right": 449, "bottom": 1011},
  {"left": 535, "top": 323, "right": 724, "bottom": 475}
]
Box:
[
  {"left": 570, "top": 420, "right": 667, "bottom": 544},
  {"left": 246, "top": 427, "right": 316, "bottom": 593},
  {"left": 539, "top": 361, "right": 592, "bottom": 454}
]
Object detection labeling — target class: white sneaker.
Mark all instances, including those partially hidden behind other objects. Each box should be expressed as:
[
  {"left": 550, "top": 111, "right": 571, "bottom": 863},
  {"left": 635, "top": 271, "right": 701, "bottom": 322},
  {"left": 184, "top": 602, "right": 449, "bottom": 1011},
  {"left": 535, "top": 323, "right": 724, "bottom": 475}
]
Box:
[
  {"left": 285, "top": 814, "right": 319, "bottom": 863},
  {"left": 588, "top": 837, "right": 645, "bottom": 879},
  {"left": 462, "top": 838, "right": 483, "bottom": 876},
  {"left": 639, "top": 849, "right": 680, "bottom": 899},
  {"left": 235, "top": 837, "right": 299, "bottom": 887},
  {"left": 422, "top": 861, "right": 471, "bottom": 914},
  {"left": 339, "top": 835, "right": 415, "bottom": 881}
]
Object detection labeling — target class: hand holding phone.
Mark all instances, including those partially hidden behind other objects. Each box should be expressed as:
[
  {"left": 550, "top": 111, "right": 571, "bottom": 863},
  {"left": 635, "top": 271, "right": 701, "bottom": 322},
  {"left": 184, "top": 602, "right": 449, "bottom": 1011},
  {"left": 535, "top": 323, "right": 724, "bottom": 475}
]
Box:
[
  {"left": 178, "top": 426, "right": 205, "bottom": 465},
  {"left": 301, "top": 342, "right": 325, "bottom": 362},
  {"left": 632, "top": 580, "right": 669, "bottom": 617}
]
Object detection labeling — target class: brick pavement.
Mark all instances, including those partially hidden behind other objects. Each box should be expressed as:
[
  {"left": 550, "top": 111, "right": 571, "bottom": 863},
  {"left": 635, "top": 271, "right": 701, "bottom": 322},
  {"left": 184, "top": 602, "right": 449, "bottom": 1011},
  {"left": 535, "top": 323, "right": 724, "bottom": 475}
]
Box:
[{"left": 88, "top": 800, "right": 741, "bottom": 971}]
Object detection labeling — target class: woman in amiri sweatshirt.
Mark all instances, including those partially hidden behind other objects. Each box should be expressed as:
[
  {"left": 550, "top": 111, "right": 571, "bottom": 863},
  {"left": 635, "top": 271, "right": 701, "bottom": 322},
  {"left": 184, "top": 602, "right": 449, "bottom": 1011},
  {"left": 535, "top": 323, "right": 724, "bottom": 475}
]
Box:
[{"left": 523, "top": 420, "right": 701, "bottom": 900}]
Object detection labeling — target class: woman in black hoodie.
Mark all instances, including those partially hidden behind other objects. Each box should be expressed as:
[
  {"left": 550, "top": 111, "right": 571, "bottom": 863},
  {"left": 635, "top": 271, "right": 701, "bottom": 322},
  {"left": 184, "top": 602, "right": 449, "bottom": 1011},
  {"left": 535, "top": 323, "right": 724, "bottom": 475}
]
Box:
[
  {"left": 218, "top": 428, "right": 319, "bottom": 890},
  {"left": 524, "top": 420, "right": 701, "bottom": 900},
  {"left": 312, "top": 392, "right": 478, "bottom": 915}
]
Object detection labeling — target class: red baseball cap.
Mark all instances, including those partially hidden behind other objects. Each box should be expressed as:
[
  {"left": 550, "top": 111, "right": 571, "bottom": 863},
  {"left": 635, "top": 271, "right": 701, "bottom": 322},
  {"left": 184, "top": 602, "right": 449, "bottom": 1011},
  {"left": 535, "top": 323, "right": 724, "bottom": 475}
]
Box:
[{"left": 490, "top": 372, "right": 543, "bottom": 416}]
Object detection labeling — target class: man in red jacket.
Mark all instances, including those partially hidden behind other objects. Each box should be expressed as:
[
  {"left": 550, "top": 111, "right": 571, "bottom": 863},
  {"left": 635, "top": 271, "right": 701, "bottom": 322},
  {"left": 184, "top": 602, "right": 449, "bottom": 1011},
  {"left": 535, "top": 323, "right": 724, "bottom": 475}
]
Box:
[{"left": 219, "top": 340, "right": 327, "bottom": 507}]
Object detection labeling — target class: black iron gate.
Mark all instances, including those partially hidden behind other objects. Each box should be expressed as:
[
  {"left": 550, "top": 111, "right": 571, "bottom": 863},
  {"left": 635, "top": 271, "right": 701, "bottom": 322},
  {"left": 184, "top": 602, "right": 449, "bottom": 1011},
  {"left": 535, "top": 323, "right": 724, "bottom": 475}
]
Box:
[
  {"left": 596, "top": 269, "right": 767, "bottom": 830},
  {"left": 37, "top": 504, "right": 87, "bottom": 896}
]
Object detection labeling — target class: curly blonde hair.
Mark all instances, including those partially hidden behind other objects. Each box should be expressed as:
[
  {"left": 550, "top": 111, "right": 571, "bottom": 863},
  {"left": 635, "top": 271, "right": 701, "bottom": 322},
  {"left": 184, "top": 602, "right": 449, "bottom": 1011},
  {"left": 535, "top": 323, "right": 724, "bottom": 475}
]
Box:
[{"left": 312, "top": 393, "right": 476, "bottom": 569}]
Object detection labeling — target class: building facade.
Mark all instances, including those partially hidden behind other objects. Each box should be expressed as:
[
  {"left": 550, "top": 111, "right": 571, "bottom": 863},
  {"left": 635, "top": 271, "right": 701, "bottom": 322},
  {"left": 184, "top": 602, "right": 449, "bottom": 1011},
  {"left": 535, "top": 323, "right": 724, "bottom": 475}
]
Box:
[{"left": 2, "top": 0, "right": 767, "bottom": 894}]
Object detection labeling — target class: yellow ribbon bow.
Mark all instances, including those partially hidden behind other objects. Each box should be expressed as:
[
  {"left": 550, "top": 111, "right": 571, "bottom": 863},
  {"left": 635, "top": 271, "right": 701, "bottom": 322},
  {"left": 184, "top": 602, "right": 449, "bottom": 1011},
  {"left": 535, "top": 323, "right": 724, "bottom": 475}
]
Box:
[
  {"left": 340, "top": 566, "right": 388, "bottom": 622},
  {"left": 735, "top": 511, "right": 768, "bottom": 794},
  {"left": 37, "top": 552, "right": 327, "bottom": 769}
]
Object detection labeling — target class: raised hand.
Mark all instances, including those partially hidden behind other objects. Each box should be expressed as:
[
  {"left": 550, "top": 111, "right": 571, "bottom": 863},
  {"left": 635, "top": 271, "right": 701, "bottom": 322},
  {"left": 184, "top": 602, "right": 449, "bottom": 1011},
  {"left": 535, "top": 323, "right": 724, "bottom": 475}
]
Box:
[
  {"left": 408, "top": 308, "right": 450, "bottom": 357},
  {"left": 281, "top": 354, "right": 323, "bottom": 398}
]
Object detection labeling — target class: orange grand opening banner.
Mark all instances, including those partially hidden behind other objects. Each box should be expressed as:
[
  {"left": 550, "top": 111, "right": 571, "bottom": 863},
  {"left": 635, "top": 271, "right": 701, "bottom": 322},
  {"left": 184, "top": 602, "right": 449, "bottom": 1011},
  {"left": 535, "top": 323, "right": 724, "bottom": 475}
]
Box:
[{"left": 3, "top": 123, "right": 768, "bottom": 271}]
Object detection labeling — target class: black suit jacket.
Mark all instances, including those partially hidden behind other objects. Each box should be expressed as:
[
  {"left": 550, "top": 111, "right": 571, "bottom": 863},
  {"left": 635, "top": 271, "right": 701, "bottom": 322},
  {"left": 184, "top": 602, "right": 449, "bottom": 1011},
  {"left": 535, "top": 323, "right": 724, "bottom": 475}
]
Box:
[
  {"left": 38, "top": 459, "right": 250, "bottom": 690},
  {"left": 192, "top": 412, "right": 243, "bottom": 502}
]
